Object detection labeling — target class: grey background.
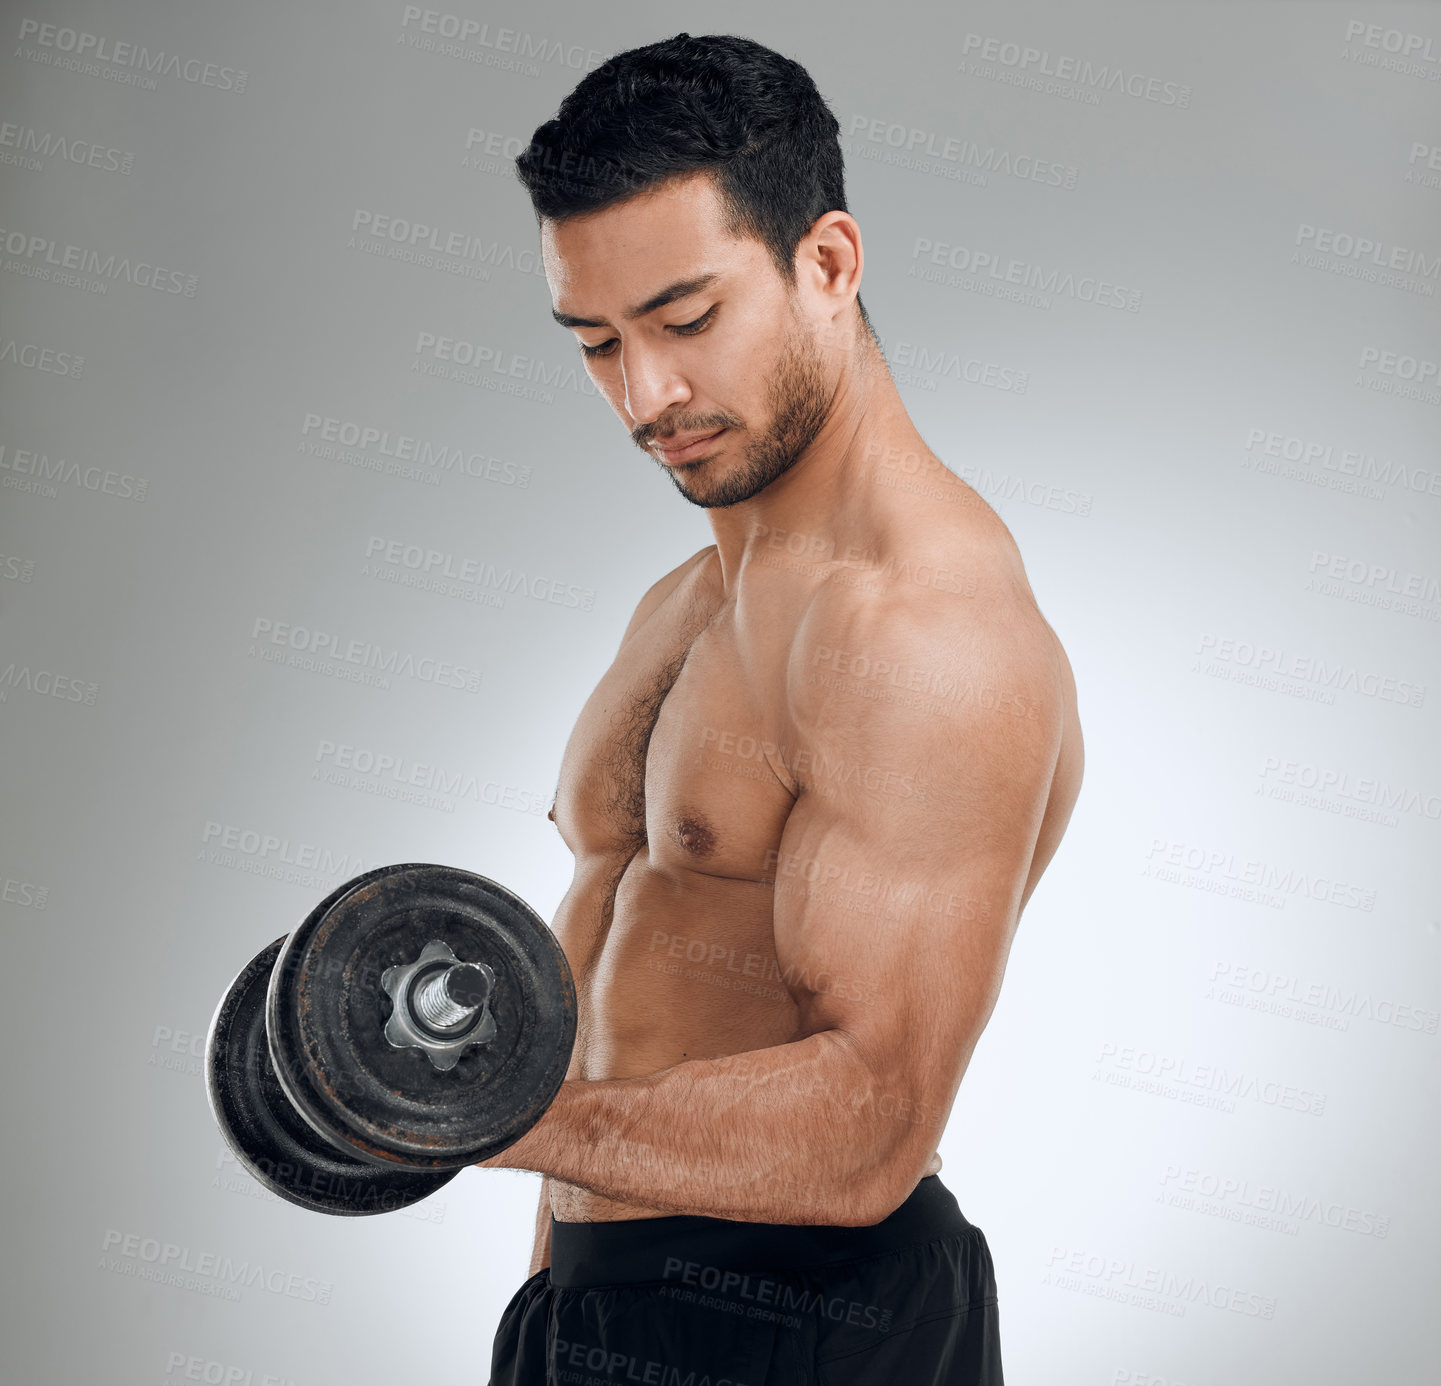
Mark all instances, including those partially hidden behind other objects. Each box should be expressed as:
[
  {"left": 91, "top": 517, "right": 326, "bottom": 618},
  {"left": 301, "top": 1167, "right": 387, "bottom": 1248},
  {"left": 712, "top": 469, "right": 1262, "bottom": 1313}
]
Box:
[{"left": 2, "top": 1, "right": 1438, "bottom": 1382}]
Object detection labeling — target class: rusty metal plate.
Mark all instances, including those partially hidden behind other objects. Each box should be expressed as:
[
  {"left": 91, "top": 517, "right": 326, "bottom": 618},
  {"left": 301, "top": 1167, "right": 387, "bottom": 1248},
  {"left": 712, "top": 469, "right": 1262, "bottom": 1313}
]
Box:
[
  {"left": 204, "top": 934, "right": 456, "bottom": 1216},
  {"left": 266, "top": 863, "right": 576, "bottom": 1169}
]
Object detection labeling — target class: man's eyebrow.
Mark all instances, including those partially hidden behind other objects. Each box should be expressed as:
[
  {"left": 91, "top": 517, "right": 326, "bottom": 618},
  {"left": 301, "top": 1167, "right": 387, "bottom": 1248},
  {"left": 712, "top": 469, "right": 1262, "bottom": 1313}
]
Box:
[{"left": 551, "top": 271, "right": 721, "bottom": 329}]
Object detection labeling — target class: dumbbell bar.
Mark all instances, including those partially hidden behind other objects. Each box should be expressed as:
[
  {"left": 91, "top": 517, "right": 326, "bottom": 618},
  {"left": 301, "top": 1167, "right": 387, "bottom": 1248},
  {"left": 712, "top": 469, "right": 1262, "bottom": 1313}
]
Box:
[{"left": 204, "top": 863, "right": 576, "bottom": 1216}]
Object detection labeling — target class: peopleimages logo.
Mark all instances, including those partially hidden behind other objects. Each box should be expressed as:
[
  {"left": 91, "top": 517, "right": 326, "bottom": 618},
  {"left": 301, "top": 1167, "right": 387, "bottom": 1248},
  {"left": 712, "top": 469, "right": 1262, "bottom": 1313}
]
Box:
[
  {"left": 346, "top": 212, "right": 555, "bottom": 286},
  {"left": 885, "top": 340, "right": 1030, "bottom": 393},
  {"left": 1341, "top": 19, "right": 1441, "bottom": 81},
  {"left": 299, "top": 413, "right": 531, "bottom": 489},
  {"left": 1307, "top": 551, "right": 1441, "bottom": 601},
  {"left": 363, "top": 536, "right": 596, "bottom": 611},
  {"left": 0, "top": 440, "right": 148, "bottom": 502},
  {"left": 1256, "top": 756, "right": 1440, "bottom": 827},
  {"left": 461, "top": 126, "right": 530, "bottom": 172},
  {"left": 1044, "top": 1246, "right": 1275, "bottom": 1319},
  {"left": 1194, "top": 632, "right": 1426, "bottom": 708},
  {"left": 1, "top": 223, "right": 198, "bottom": 295},
  {"left": 198, "top": 820, "right": 378, "bottom": 889},
  {"left": 0, "top": 550, "right": 35, "bottom": 583},
  {"left": 397, "top": 7, "right": 605, "bottom": 74},
  {"left": 99, "top": 1230, "right": 331, "bottom": 1305},
  {"left": 248, "top": 617, "right": 482, "bottom": 694},
  {"left": 313, "top": 740, "right": 551, "bottom": 818},
  {"left": 0, "top": 341, "right": 83, "bottom": 378},
  {"left": 14, "top": 18, "right": 249, "bottom": 92},
  {"left": 1159, "top": 1163, "right": 1392, "bottom": 1239},
  {"left": 0, "top": 120, "right": 135, "bottom": 174},
  {"left": 909, "top": 236, "right": 1142, "bottom": 311},
  {"left": 1093, "top": 1041, "right": 1327, "bottom": 1117},
  {"left": 1207, "top": 960, "right": 1438, "bottom": 1036},
  {"left": 163, "top": 1351, "right": 298, "bottom": 1386},
  {"left": 0, "top": 661, "right": 98, "bottom": 705},
  {"left": 844, "top": 114, "right": 1078, "bottom": 190},
  {"left": 411, "top": 331, "right": 598, "bottom": 402},
  {"left": 661, "top": 1257, "right": 894, "bottom": 1330},
  {"left": 1142, "top": 837, "right": 1377, "bottom": 912},
  {"left": 959, "top": 32, "right": 1193, "bottom": 107},
  {"left": 1293, "top": 223, "right": 1439, "bottom": 292},
  {"left": 1242, "top": 426, "right": 1441, "bottom": 501},
  {"left": 1, "top": 875, "right": 48, "bottom": 909},
  {"left": 1355, "top": 344, "right": 1440, "bottom": 405}
]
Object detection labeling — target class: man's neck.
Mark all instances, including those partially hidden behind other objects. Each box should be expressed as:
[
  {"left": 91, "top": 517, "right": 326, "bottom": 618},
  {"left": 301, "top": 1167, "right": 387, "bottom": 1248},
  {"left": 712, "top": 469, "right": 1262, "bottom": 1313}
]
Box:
[{"left": 706, "top": 346, "right": 931, "bottom": 592}]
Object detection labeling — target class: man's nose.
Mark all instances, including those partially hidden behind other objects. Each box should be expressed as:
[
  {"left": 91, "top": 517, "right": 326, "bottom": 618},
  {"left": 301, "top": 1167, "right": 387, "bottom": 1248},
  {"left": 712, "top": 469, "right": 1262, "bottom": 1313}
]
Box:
[{"left": 621, "top": 343, "right": 690, "bottom": 425}]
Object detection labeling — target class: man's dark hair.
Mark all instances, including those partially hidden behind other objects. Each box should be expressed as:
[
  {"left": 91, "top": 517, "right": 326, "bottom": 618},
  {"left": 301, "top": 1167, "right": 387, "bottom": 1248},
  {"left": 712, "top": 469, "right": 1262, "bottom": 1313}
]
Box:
[{"left": 515, "top": 32, "right": 875, "bottom": 339}]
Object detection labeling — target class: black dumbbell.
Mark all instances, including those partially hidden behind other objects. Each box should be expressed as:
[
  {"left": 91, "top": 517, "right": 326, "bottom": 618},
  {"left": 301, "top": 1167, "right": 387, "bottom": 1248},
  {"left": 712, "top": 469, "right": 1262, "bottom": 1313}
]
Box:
[{"left": 204, "top": 863, "right": 576, "bottom": 1216}]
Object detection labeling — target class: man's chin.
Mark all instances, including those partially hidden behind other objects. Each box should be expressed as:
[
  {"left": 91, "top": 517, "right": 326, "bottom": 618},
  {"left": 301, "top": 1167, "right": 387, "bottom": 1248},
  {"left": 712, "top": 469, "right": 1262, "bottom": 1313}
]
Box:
[{"left": 665, "top": 467, "right": 727, "bottom": 510}]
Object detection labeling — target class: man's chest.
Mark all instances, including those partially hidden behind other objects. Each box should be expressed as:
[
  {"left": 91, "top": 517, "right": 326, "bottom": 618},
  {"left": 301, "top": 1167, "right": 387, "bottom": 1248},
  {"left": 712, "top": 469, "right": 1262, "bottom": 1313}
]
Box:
[{"left": 553, "top": 597, "right": 799, "bottom": 884}]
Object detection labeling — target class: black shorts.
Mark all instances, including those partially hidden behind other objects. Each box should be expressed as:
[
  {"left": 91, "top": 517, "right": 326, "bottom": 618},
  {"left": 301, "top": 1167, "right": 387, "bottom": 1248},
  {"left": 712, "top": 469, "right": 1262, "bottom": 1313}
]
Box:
[{"left": 488, "top": 1175, "right": 1004, "bottom": 1385}]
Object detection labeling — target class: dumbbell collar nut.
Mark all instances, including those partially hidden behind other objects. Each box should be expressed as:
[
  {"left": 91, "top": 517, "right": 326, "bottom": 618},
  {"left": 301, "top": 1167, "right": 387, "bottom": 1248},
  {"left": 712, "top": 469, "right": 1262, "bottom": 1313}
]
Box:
[{"left": 380, "top": 940, "right": 496, "bottom": 1071}]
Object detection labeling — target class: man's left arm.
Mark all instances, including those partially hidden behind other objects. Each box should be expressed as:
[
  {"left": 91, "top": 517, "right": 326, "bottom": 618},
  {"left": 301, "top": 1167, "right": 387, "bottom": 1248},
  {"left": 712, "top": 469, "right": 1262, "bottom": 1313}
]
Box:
[{"left": 483, "top": 589, "right": 1064, "bottom": 1226}]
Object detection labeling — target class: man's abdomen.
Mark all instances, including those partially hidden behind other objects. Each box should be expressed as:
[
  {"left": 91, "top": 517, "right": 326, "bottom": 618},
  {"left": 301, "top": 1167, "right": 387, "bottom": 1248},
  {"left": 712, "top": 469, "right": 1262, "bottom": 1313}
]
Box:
[{"left": 550, "top": 851, "right": 800, "bottom": 1223}]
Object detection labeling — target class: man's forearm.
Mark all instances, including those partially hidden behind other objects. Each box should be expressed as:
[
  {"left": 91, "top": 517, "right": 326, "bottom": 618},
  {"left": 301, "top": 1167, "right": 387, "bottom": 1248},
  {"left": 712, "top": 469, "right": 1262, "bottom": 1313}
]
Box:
[{"left": 484, "top": 1030, "right": 921, "bottom": 1225}]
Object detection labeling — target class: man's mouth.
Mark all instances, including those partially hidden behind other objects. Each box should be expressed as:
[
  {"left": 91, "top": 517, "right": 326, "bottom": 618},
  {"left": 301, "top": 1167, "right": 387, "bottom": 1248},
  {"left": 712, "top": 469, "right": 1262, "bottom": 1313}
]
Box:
[{"left": 652, "top": 428, "right": 726, "bottom": 465}]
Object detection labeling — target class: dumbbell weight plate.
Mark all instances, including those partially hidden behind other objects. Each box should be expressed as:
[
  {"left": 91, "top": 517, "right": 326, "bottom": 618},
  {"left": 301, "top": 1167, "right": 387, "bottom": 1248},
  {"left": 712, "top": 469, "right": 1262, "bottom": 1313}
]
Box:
[
  {"left": 204, "top": 934, "right": 457, "bottom": 1216},
  {"left": 266, "top": 863, "right": 576, "bottom": 1169}
]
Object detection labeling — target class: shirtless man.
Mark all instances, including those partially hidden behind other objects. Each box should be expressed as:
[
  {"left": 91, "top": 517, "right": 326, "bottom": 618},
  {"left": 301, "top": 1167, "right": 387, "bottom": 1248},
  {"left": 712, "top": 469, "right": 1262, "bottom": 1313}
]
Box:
[{"left": 483, "top": 33, "right": 1082, "bottom": 1386}]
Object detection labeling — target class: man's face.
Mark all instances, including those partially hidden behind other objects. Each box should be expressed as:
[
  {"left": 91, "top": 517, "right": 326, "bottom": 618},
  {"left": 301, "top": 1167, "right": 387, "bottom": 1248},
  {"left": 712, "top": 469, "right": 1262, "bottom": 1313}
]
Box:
[{"left": 542, "top": 173, "right": 834, "bottom": 509}]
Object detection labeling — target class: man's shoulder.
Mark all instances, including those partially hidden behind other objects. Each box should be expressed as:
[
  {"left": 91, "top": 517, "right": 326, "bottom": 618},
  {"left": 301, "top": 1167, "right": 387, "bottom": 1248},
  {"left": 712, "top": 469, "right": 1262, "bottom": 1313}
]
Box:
[
  {"left": 788, "top": 525, "right": 1062, "bottom": 726},
  {"left": 648, "top": 544, "right": 717, "bottom": 608},
  {"left": 808, "top": 519, "right": 1045, "bottom": 647},
  {"left": 618, "top": 545, "right": 717, "bottom": 647}
]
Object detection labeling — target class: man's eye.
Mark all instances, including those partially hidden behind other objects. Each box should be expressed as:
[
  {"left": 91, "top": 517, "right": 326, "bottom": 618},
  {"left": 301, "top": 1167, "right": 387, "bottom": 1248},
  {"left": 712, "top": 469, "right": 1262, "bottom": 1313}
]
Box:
[
  {"left": 670, "top": 307, "right": 715, "bottom": 337},
  {"left": 577, "top": 308, "right": 716, "bottom": 360}
]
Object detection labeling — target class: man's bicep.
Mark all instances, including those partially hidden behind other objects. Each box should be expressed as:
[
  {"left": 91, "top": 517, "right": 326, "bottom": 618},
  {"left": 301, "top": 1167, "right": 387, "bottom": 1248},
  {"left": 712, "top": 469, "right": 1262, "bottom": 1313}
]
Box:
[
  {"left": 768, "top": 779, "right": 1019, "bottom": 1068},
  {"left": 769, "top": 597, "right": 1063, "bottom": 1103}
]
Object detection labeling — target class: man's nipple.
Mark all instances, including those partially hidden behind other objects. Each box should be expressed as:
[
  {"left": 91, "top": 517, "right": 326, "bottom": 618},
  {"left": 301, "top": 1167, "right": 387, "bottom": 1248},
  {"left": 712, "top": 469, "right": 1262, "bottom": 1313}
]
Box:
[{"left": 675, "top": 814, "right": 716, "bottom": 855}]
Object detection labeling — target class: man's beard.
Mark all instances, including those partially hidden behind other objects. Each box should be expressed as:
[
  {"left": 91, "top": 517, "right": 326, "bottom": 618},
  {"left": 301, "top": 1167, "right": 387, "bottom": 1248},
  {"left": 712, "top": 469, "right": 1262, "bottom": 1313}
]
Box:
[{"left": 659, "top": 320, "right": 832, "bottom": 510}]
